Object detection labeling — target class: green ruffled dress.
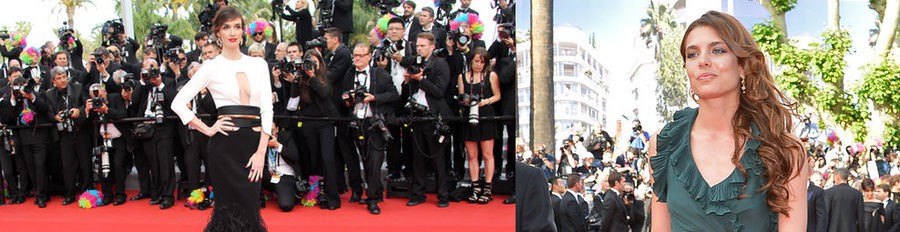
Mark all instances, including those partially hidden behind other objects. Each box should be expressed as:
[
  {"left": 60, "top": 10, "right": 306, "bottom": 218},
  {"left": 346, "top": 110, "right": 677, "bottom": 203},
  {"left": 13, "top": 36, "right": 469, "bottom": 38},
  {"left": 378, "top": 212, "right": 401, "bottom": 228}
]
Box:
[{"left": 650, "top": 108, "right": 778, "bottom": 231}]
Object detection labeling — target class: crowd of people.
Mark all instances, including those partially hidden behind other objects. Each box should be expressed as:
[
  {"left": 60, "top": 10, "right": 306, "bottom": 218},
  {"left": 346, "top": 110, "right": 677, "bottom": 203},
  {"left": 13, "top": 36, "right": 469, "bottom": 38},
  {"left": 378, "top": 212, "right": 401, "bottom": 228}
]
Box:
[
  {"left": 516, "top": 116, "right": 900, "bottom": 232},
  {"left": 0, "top": 0, "right": 517, "bottom": 216}
]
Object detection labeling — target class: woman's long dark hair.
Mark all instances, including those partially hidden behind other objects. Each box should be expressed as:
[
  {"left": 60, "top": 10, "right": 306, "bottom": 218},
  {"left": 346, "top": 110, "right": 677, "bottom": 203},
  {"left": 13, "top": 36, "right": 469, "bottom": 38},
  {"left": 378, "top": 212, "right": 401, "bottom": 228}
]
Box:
[
  {"left": 680, "top": 11, "right": 804, "bottom": 216},
  {"left": 298, "top": 49, "right": 327, "bottom": 104}
]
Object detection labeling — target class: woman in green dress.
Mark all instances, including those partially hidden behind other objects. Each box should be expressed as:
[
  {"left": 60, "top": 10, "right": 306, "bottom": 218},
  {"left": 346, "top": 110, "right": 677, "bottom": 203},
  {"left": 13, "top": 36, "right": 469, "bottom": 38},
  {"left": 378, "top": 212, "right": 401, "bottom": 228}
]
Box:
[{"left": 648, "top": 11, "right": 808, "bottom": 231}]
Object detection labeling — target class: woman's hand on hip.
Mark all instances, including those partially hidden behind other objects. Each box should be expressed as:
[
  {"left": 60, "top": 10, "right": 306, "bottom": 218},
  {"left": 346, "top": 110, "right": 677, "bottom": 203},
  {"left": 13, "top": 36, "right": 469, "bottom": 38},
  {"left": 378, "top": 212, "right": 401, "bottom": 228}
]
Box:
[{"left": 206, "top": 117, "right": 235, "bottom": 137}]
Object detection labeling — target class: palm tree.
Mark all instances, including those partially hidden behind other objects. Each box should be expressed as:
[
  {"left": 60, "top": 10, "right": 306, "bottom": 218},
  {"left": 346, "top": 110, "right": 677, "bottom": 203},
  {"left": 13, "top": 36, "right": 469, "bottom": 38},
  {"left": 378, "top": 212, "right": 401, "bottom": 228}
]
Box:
[
  {"left": 531, "top": 0, "right": 555, "bottom": 150},
  {"left": 639, "top": 0, "right": 676, "bottom": 59},
  {"left": 53, "top": 0, "right": 95, "bottom": 29}
]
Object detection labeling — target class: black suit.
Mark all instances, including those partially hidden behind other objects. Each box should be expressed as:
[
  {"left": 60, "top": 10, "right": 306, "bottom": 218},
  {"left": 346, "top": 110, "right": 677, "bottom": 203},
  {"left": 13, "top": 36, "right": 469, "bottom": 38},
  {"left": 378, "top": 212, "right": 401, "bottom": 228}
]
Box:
[
  {"left": 809, "top": 182, "right": 827, "bottom": 232},
  {"left": 325, "top": 44, "right": 353, "bottom": 194},
  {"left": 330, "top": 0, "right": 353, "bottom": 44},
  {"left": 515, "top": 162, "right": 557, "bottom": 232},
  {"left": 491, "top": 43, "right": 516, "bottom": 178},
  {"left": 551, "top": 193, "right": 564, "bottom": 231},
  {"left": 175, "top": 79, "right": 216, "bottom": 191},
  {"left": 887, "top": 199, "right": 900, "bottom": 232},
  {"left": 559, "top": 191, "right": 588, "bottom": 232},
  {"left": 89, "top": 93, "right": 128, "bottom": 201},
  {"left": 338, "top": 67, "right": 398, "bottom": 204},
  {"left": 45, "top": 83, "right": 95, "bottom": 199},
  {"left": 135, "top": 82, "right": 178, "bottom": 202},
  {"left": 408, "top": 25, "right": 448, "bottom": 51},
  {"left": 600, "top": 190, "right": 629, "bottom": 232},
  {"left": 824, "top": 183, "right": 865, "bottom": 232},
  {"left": 186, "top": 48, "right": 202, "bottom": 65},
  {"left": 401, "top": 56, "right": 452, "bottom": 203}
]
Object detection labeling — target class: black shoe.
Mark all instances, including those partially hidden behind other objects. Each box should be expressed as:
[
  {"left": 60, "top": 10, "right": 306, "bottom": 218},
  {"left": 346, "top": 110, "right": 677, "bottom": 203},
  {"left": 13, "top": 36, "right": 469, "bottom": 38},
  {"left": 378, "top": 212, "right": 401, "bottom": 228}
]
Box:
[
  {"left": 10, "top": 196, "right": 24, "bottom": 204},
  {"left": 114, "top": 196, "right": 126, "bottom": 205},
  {"left": 349, "top": 192, "right": 362, "bottom": 203},
  {"left": 503, "top": 195, "right": 516, "bottom": 204},
  {"left": 438, "top": 199, "right": 449, "bottom": 208},
  {"left": 406, "top": 199, "right": 424, "bottom": 206},
  {"left": 367, "top": 202, "right": 381, "bottom": 215},
  {"left": 61, "top": 197, "right": 76, "bottom": 206},
  {"left": 36, "top": 199, "right": 47, "bottom": 208},
  {"left": 149, "top": 198, "right": 162, "bottom": 205},
  {"left": 130, "top": 193, "right": 149, "bottom": 201},
  {"left": 387, "top": 173, "right": 402, "bottom": 180},
  {"left": 160, "top": 199, "right": 174, "bottom": 209}
]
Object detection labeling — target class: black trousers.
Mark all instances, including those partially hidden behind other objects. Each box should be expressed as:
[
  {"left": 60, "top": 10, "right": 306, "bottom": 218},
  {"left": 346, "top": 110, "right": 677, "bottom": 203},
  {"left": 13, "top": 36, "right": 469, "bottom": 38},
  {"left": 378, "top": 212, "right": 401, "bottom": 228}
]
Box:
[
  {"left": 409, "top": 122, "right": 448, "bottom": 201},
  {"left": 358, "top": 119, "right": 387, "bottom": 203},
  {"left": 385, "top": 125, "right": 410, "bottom": 177},
  {"left": 300, "top": 121, "right": 340, "bottom": 206},
  {"left": 274, "top": 174, "right": 298, "bottom": 212},
  {"left": 336, "top": 124, "right": 363, "bottom": 195},
  {"left": 59, "top": 131, "right": 93, "bottom": 198},
  {"left": 184, "top": 130, "right": 210, "bottom": 191},
  {"left": 141, "top": 135, "right": 175, "bottom": 201},
  {"left": 494, "top": 118, "right": 516, "bottom": 175},
  {"left": 450, "top": 121, "right": 466, "bottom": 177},
  {"left": 0, "top": 146, "right": 18, "bottom": 198},
  {"left": 129, "top": 135, "right": 152, "bottom": 195},
  {"left": 17, "top": 142, "right": 47, "bottom": 200},
  {"left": 100, "top": 138, "right": 128, "bottom": 200}
]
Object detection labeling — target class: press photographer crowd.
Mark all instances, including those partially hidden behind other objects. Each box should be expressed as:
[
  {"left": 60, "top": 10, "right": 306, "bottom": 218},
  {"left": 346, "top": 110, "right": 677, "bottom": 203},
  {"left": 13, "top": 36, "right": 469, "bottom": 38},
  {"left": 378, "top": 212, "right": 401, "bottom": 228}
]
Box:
[
  {"left": 518, "top": 117, "right": 900, "bottom": 232},
  {"left": 0, "top": 0, "right": 516, "bottom": 215}
]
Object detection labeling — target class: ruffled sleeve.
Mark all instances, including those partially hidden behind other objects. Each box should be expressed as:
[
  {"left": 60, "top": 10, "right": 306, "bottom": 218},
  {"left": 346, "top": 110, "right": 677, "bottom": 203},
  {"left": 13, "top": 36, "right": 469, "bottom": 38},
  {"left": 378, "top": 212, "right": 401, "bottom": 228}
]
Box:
[{"left": 650, "top": 108, "right": 696, "bottom": 202}]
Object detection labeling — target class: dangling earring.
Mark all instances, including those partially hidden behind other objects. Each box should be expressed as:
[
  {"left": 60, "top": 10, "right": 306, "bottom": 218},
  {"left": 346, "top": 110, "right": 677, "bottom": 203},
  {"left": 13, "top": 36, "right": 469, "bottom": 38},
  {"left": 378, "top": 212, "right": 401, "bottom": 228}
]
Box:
[
  {"left": 691, "top": 91, "right": 700, "bottom": 102},
  {"left": 216, "top": 39, "right": 223, "bottom": 47},
  {"left": 741, "top": 74, "right": 746, "bottom": 94}
]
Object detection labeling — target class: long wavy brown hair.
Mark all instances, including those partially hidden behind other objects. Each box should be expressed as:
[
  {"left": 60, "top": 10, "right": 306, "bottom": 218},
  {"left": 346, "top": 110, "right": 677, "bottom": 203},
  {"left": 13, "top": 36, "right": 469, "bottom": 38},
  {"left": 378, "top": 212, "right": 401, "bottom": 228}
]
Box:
[{"left": 679, "top": 11, "right": 804, "bottom": 216}]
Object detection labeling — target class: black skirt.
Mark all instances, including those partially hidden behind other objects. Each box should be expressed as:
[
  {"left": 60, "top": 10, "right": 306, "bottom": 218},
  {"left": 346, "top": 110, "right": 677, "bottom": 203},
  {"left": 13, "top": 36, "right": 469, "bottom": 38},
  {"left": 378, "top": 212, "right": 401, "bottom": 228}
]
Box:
[
  {"left": 462, "top": 105, "right": 497, "bottom": 141},
  {"left": 204, "top": 106, "right": 267, "bottom": 232}
]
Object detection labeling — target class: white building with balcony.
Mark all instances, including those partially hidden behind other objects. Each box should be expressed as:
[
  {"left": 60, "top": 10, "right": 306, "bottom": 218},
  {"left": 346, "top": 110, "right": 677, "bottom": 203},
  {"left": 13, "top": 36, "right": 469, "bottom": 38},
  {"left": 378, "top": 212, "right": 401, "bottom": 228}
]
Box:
[{"left": 517, "top": 25, "right": 611, "bottom": 147}]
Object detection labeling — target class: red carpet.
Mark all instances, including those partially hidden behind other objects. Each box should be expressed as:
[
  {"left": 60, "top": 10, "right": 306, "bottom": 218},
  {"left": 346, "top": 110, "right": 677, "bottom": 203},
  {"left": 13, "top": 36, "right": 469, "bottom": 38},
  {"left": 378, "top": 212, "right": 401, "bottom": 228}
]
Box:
[{"left": 0, "top": 191, "right": 514, "bottom": 231}]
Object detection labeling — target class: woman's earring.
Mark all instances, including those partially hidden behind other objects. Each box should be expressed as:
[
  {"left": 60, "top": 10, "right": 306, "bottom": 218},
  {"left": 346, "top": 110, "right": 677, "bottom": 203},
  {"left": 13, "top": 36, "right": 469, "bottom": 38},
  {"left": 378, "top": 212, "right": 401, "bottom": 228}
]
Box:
[
  {"left": 741, "top": 74, "right": 746, "bottom": 94},
  {"left": 691, "top": 92, "right": 700, "bottom": 102},
  {"left": 216, "top": 39, "right": 222, "bottom": 47}
]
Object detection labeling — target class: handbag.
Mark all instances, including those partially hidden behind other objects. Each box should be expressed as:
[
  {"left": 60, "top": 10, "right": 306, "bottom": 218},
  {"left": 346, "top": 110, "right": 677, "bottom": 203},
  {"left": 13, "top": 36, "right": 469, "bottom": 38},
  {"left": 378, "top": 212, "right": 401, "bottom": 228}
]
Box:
[{"left": 133, "top": 123, "right": 156, "bottom": 139}]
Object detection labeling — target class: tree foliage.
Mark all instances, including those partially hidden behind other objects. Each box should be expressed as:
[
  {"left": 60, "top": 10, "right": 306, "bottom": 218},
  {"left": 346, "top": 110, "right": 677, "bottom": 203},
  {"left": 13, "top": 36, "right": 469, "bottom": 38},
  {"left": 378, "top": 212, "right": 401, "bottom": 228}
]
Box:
[
  {"left": 655, "top": 24, "right": 688, "bottom": 123},
  {"left": 752, "top": 22, "right": 869, "bottom": 142},
  {"left": 858, "top": 57, "right": 900, "bottom": 148}
]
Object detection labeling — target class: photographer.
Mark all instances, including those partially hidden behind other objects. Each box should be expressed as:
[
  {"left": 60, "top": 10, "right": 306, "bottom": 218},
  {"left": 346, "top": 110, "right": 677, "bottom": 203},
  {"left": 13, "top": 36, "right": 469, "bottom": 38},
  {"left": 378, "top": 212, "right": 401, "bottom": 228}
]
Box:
[
  {"left": 293, "top": 49, "right": 342, "bottom": 210},
  {"left": 0, "top": 34, "right": 24, "bottom": 64},
  {"left": 628, "top": 119, "right": 650, "bottom": 155},
  {"left": 144, "top": 24, "right": 184, "bottom": 65},
  {"left": 374, "top": 18, "right": 412, "bottom": 180},
  {"left": 527, "top": 144, "right": 556, "bottom": 179},
  {"left": 557, "top": 138, "right": 578, "bottom": 176},
  {"left": 175, "top": 62, "right": 216, "bottom": 203},
  {"left": 450, "top": 0, "right": 480, "bottom": 21},
  {"left": 162, "top": 48, "right": 188, "bottom": 84},
  {"left": 330, "top": 0, "right": 354, "bottom": 44},
  {"left": 0, "top": 66, "right": 37, "bottom": 205},
  {"left": 585, "top": 124, "right": 614, "bottom": 163},
  {"left": 51, "top": 51, "right": 87, "bottom": 87},
  {"left": 86, "top": 48, "right": 123, "bottom": 95},
  {"left": 280, "top": 0, "right": 316, "bottom": 47},
  {"left": 245, "top": 20, "right": 277, "bottom": 63},
  {"left": 101, "top": 19, "right": 140, "bottom": 65},
  {"left": 401, "top": 32, "right": 453, "bottom": 208},
  {"left": 457, "top": 48, "right": 500, "bottom": 204},
  {"left": 339, "top": 44, "right": 399, "bottom": 214},
  {"left": 84, "top": 83, "right": 129, "bottom": 205},
  {"left": 400, "top": 1, "right": 416, "bottom": 30},
  {"left": 408, "top": 7, "right": 447, "bottom": 51},
  {"left": 46, "top": 66, "right": 92, "bottom": 206},
  {"left": 134, "top": 59, "right": 178, "bottom": 209},
  {"left": 490, "top": 23, "right": 517, "bottom": 180},
  {"left": 265, "top": 125, "right": 302, "bottom": 212},
  {"left": 186, "top": 32, "right": 209, "bottom": 64}
]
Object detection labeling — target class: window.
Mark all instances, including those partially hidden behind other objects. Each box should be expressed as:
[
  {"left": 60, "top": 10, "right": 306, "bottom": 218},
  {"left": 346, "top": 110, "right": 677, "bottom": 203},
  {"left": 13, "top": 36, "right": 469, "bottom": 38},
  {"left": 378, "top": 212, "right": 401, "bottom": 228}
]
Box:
[{"left": 562, "top": 63, "right": 576, "bottom": 76}]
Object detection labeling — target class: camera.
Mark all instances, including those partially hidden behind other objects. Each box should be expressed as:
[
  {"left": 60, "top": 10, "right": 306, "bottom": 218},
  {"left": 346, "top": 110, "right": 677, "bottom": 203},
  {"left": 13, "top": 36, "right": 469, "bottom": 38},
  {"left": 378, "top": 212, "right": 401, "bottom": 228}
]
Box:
[
  {"left": 300, "top": 59, "right": 316, "bottom": 72},
  {"left": 92, "top": 50, "right": 106, "bottom": 65},
  {"left": 370, "top": 114, "right": 393, "bottom": 141},
  {"left": 317, "top": 0, "right": 335, "bottom": 30},
  {"left": 343, "top": 83, "right": 368, "bottom": 105},
  {"left": 632, "top": 125, "right": 642, "bottom": 133},
  {"left": 153, "top": 92, "right": 165, "bottom": 124},
  {"left": 433, "top": 115, "right": 453, "bottom": 144},
  {"left": 92, "top": 138, "right": 113, "bottom": 179},
  {"left": 57, "top": 110, "right": 75, "bottom": 132},
  {"left": 0, "top": 30, "right": 8, "bottom": 40},
  {"left": 448, "top": 28, "right": 470, "bottom": 47},
  {"left": 165, "top": 48, "right": 183, "bottom": 65},
  {"left": 498, "top": 23, "right": 515, "bottom": 40},
  {"left": 492, "top": 0, "right": 515, "bottom": 23},
  {"left": 437, "top": 0, "right": 456, "bottom": 13},
  {"left": 10, "top": 76, "right": 33, "bottom": 98},
  {"left": 400, "top": 55, "right": 425, "bottom": 75},
  {"left": 365, "top": 0, "right": 401, "bottom": 15},
  {"left": 455, "top": 93, "right": 481, "bottom": 125},
  {"left": 374, "top": 39, "right": 404, "bottom": 62},
  {"left": 404, "top": 98, "right": 429, "bottom": 116},
  {"left": 141, "top": 68, "right": 160, "bottom": 81},
  {"left": 1, "top": 127, "right": 15, "bottom": 155},
  {"left": 146, "top": 24, "right": 169, "bottom": 48},
  {"left": 101, "top": 19, "right": 125, "bottom": 47},
  {"left": 57, "top": 22, "right": 76, "bottom": 51},
  {"left": 304, "top": 36, "right": 327, "bottom": 49},
  {"left": 198, "top": 3, "right": 220, "bottom": 34}
]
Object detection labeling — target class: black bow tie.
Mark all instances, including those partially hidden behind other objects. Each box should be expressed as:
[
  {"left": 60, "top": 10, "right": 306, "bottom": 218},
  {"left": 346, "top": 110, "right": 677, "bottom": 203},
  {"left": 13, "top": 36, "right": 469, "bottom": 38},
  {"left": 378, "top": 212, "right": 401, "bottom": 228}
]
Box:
[{"left": 355, "top": 70, "right": 366, "bottom": 76}]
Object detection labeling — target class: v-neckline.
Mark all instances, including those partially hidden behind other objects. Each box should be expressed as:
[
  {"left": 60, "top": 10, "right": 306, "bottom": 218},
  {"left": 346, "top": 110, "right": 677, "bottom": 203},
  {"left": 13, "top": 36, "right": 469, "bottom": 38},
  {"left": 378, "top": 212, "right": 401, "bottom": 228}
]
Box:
[{"left": 686, "top": 110, "right": 746, "bottom": 188}]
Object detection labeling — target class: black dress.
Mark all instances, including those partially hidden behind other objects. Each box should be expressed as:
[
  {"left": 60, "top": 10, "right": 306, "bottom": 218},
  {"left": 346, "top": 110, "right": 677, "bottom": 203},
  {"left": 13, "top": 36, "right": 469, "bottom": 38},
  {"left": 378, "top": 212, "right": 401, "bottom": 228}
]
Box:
[{"left": 461, "top": 72, "right": 496, "bottom": 141}]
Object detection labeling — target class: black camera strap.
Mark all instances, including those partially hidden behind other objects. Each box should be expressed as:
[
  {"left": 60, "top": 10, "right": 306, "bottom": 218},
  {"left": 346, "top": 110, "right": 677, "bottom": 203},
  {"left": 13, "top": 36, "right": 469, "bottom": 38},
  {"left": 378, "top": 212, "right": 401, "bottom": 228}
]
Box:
[{"left": 465, "top": 71, "right": 487, "bottom": 98}]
